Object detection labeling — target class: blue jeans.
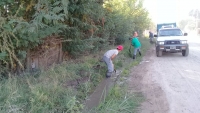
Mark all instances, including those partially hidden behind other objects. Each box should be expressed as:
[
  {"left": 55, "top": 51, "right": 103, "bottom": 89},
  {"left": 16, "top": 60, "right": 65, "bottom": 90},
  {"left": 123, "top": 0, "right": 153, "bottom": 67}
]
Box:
[
  {"left": 103, "top": 56, "right": 114, "bottom": 72},
  {"left": 103, "top": 56, "right": 113, "bottom": 77},
  {"left": 133, "top": 47, "right": 141, "bottom": 56}
]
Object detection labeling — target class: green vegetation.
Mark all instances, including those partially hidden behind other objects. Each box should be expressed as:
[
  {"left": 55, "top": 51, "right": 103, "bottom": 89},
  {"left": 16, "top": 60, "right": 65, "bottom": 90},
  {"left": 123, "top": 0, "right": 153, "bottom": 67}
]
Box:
[
  {"left": 0, "top": 57, "right": 103, "bottom": 112},
  {"left": 0, "top": 0, "right": 153, "bottom": 112},
  {"left": 93, "top": 86, "right": 144, "bottom": 113},
  {"left": 0, "top": 0, "right": 152, "bottom": 73},
  {"left": 0, "top": 37, "right": 151, "bottom": 112},
  {"left": 179, "top": 9, "right": 200, "bottom": 34}
]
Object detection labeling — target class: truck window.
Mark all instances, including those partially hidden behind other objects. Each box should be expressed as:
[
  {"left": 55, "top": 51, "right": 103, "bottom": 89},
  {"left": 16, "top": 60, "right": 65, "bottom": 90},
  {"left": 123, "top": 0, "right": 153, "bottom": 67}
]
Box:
[{"left": 158, "top": 29, "right": 183, "bottom": 36}]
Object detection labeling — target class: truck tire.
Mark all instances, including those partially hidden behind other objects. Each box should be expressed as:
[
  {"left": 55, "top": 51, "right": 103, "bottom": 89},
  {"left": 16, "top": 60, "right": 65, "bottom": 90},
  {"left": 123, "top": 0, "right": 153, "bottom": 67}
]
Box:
[
  {"left": 182, "top": 47, "right": 189, "bottom": 56},
  {"left": 156, "top": 46, "right": 162, "bottom": 57}
]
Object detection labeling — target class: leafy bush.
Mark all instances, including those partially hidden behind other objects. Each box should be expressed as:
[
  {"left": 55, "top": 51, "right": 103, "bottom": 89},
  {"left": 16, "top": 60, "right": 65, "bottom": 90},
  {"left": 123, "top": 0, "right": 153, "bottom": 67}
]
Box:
[{"left": 115, "top": 37, "right": 125, "bottom": 45}]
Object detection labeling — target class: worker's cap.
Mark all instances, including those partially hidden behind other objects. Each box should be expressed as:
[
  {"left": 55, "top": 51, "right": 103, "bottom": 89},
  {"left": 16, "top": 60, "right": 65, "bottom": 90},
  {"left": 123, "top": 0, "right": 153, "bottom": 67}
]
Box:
[{"left": 117, "top": 45, "right": 123, "bottom": 50}]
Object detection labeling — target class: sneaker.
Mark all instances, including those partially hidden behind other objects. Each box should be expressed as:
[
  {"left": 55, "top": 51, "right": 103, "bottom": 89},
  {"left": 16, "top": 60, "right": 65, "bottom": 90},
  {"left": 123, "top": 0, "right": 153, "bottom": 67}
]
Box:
[
  {"left": 133, "top": 55, "right": 136, "bottom": 59},
  {"left": 113, "top": 69, "right": 116, "bottom": 73},
  {"left": 106, "top": 71, "right": 112, "bottom": 78},
  {"left": 106, "top": 75, "right": 111, "bottom": 78},
  {"left": 139, "top": 52, "right": 142, "bottom": 56}
]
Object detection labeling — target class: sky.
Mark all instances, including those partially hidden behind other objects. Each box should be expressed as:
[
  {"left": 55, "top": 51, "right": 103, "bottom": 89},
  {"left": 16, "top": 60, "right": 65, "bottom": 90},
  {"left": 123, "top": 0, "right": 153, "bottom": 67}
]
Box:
[{"left": 143, "top": 0, "right": 200, "bottom": 23}]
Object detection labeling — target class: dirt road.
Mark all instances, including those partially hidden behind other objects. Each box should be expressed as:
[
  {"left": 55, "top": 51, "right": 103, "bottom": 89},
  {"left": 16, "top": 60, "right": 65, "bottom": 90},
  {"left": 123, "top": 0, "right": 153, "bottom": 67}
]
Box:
[{"left": 128, "top": 36, "right": 200, "bottom": 113}]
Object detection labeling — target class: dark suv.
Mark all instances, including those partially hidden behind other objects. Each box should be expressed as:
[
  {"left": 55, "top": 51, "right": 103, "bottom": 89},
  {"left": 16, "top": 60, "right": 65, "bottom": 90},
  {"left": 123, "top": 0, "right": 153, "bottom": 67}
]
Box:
[{"left": 154, "top": 28, "right": 189, "bottom": 57}]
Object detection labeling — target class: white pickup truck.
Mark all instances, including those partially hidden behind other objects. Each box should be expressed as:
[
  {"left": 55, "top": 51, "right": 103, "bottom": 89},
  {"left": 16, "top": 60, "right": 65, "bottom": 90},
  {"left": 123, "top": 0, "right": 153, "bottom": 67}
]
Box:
[{"left": 154, "top": 28, "right": 189, "bottom": 57}]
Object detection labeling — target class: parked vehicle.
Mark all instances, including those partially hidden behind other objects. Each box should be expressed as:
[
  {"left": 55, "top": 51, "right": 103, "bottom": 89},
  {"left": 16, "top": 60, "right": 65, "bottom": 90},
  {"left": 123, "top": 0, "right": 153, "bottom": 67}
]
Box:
[
  {"left": 157, "top": 23, "right": 177, "bottom": 33},
  {"left": 154, "top": 26, "right": 189, "bottom": 57}
]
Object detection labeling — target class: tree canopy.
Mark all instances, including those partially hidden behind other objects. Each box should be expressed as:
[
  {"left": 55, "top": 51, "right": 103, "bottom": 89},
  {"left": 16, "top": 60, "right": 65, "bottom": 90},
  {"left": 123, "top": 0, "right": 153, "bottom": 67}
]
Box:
[{"left": 0, "top": 0, "right": 152, "bottom": 73}]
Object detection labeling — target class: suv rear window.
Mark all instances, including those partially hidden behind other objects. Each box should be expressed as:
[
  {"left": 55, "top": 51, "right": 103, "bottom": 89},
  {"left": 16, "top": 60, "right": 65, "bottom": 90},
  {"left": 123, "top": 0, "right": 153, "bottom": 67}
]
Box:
[{"left": 159, "top": 29, "right": 183, "bottom": 36}]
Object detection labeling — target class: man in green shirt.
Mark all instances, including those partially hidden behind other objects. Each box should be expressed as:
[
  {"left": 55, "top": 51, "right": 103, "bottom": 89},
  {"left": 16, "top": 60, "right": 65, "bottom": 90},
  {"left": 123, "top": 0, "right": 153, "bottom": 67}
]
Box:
[{"left": 131, "top": 31, "right": 141, "bottom": 59}]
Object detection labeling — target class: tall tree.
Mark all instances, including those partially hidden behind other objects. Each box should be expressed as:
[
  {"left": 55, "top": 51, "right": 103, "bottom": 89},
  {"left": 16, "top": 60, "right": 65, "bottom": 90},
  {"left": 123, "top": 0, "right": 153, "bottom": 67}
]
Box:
[
  {"left": 189, "top": 9, "right": 200, "bottom": 28},
  {"left": 0, "top": 0, "right": 37, "bottom": 20}
]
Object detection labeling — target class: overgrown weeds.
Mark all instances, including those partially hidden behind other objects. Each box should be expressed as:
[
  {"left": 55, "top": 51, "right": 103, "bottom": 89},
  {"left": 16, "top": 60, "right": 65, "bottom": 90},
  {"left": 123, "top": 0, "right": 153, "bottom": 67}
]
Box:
[
  {"left": 0, "top": 57, "right": 106, "bottom": 112},
  {"left": 0, "top": 37, "right": 151, "bottom": 112},
  {"left": 91, "top": 85, "right": 144, "bottom": 113}
]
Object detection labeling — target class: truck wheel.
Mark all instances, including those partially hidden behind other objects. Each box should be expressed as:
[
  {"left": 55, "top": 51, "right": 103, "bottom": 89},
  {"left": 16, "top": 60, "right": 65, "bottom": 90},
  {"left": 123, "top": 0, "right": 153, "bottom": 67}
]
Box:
[
  {"left": 157, "top": 50, "right": 162, "bottom": 57},
  {"left": 182, "top": 47, "right": 189, "bottom": 56},
  {"left": 156, "top": 47, "right": 162, "bottom": 57}
]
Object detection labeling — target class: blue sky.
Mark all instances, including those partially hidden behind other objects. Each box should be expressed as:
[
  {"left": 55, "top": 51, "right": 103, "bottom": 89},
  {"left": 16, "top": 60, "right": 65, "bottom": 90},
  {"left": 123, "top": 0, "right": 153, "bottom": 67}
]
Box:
[{"left": 156, "top": 0, "right": 177, "bottom": 23}]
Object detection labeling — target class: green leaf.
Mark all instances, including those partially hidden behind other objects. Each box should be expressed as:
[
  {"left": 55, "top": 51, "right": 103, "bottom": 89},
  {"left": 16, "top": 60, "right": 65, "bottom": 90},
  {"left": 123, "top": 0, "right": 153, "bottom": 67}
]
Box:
[
  {"left": 28, "top": 26, "right": 36, "bottom": 33},
  {"left": 0, "top": 52, "right": 8, "bottom": 60},
  {"left": 53, "top": 7, "right": 63, "bottom": 13},
  {"left": 53, "top": 1, "right": 61, "bottom": 6},
  {"left": 44, "top": 14, "right": 52, "bottom": 20},
  {"left": 17, "top": 51, "right": 27, "bottom": 59},
  {"left": 62, "top": 0, "right": 69, "bottom": 6}
]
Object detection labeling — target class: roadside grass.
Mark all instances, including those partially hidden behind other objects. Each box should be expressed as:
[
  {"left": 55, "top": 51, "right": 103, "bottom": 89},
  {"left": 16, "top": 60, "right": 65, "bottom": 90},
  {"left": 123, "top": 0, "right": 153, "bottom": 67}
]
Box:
[
  {"left": 0, "top": 59, "right": 106, "bottom": 112},
  {"left": 90, "top": 85, "right": 144, "bottom": 113},
  {"left": 0, "top": 37, "right": 151, "bottom": 112},
  {"left": 0, "top": 66, "right": 85, "bottom": 113}
]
